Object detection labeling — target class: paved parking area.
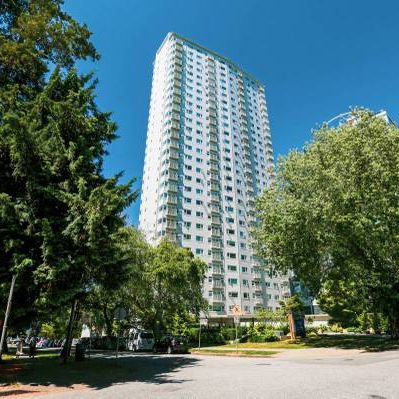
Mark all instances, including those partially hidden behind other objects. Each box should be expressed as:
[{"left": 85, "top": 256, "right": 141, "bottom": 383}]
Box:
[{"left": 31, "top": 349, "right": 399, "bottom": 399}]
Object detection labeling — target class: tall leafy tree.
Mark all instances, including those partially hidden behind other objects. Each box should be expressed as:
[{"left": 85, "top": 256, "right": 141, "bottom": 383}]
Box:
[
  {"left": 0, "top": 0, "right": 136, "bottom": 357},
  {"left": 85, "top": 237, "right": 207, "bottom": 338},
  {"left": 133, "top": 239, "right": 207, "bottom": 337},
  {"left": 255, "top": 110, "right": 399, "bottom": 337}
]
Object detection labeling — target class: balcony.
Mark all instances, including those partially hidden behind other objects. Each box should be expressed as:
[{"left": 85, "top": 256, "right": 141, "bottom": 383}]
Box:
[
  {"left": 172, "top": 87, "right": 181, "bottom": 97},
  {"left": 209, "top": 144, "right": 219, "bottom": 153},
  {"left": 169, "top": 149, "right": 179, "bottom": 160},
  {"left": 211, "top": 240, "right": 222, "bottom": 249},
  {"left": 165, "top": 220, "right": 176, "bottom": 230},
  {"left": 210, "top": 183, "right": 220, "bottom": 192},
  {"left": 166, "top": 182, "right": 178, "bottom": 193},
  {"left": 212, "top": 295, "right": 225, "bottom": 303},
  {"left": 208, "top": 135, "right": 218, "bottom": 145},
  {"left": 167, "top": 161, "right": 178, "bottom": 171},
  {"left": 210, "top": 163, "right": 219, "bottom": 173},
  {"left": 212, "top": 281, "right": 225, "bottom": 290},
  {"left": 211, "top": 267, "right": 224, "bottom": 276},
  {"left": 169, "top": 139, "right": 179, "bottom": 150},
  {"left": 166, "top": 207, "right": 177, "bottom": 217},
  {"left": 211, "top": 232, "right": 221, "bottom": 239},
  {"left": 172, "top": 95, "right": 181, "bottom": 105},
  {"left": 174, "top": 58, "right": 183, "bottom": 68},
  {"left": 173, "top": 118, "right": 182, "bottom": 128},
  {"left": 168, "top": 129, "right": 179, "bottom": 139},
  {"left": 169, "top": 171, "right": 178, "bottom": 181},
  {"left": 211, "top": 252, "right": 223, "bottom": 262},
  {"left": 166, "top": 195, "right": 178, "bottom": 205},
  {"left": 210, "top": 154, "right": 219, "bottom": 162},
  {"left": 171, "top": 111, "right": 180, "bottom": 121}
]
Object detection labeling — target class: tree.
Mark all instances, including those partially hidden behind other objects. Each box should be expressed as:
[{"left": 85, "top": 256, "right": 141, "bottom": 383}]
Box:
[
  {"left": 83, "top": 227, "right": 149, "bottom": 337},
  {"left": 255, "top": 110, "right": 399, "bottom": 337},
  {"left": 83, "top": 237, "right": 207, "bottom": 338},
  {"left": 255, "top": 307, "right": 285, "bottom": 326},
  {"left": 0, "top": 0, "right": 99, "bottom": 335},
  {"left": 0, "top": 0, "right": 137, "bottom": 360},
  {"left": 129, "top": 239, "right": 207, "bottom": 337}
]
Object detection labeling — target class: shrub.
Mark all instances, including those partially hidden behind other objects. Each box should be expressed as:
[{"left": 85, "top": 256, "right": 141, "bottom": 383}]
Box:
[
  {"left": 318, "top": 325, "right": 328, "bottom": 333},
  {"left": 329, "top": 324, "right": 343, "bottom": 333},
  {"left": 274, "top": 323, "right": 290, "bottom": 335},
  {"left": 305, "top": 326, "right": 319, "bottom": 335},
  {"left": 248, "top": 328, "right": 279, "bottom": 343},
  {"left": 346, "top": 326, "right": 363, "bottom": 333}
]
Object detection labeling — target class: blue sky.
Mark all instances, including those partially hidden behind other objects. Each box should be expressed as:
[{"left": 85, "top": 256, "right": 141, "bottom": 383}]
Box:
[{"left": 64, "top": 0, "right": 399, "bottom": 225}]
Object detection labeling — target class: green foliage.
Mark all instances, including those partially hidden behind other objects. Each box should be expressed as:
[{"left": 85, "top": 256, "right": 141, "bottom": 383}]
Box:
[
  {"left": 281, "top": 295, "right": 305, "bottom": 317},
  {"left": 83, "top": 237, "right": 207, "bottom": 338},
  {"left": 305, "top": 326, "right": 319, "bottom": 335},
  {"left": 129, "top": 239, "right": 207, "bottom": 337},
  {"left": 255, "top": 110, "right": 399, "bottom": 336},
  {"left": 247, "top": 323, "right": 279, "bottom": 342},
  {"left": 40, "top": 322, "right": 55, "bottom": 339},
  {"left": 0, "top": 0, "right": 136, "bottom": 336},
  {"left": 255, "top": 307, "right": 286, "bottom": 326},
  {"left": 170, "top": 313, "right": 197, "bottom": 337}
]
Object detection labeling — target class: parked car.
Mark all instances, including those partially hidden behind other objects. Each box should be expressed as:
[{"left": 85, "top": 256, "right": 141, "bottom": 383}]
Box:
[
  {"left": 128, "top": 331, "right": 154, "bottom": 352},
  {"left": 153, "top": 335, "right": 188, "bottom": 354}
]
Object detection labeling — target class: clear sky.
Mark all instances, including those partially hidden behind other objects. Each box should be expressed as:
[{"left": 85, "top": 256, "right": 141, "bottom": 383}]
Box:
[{"left": 64, "top": 0, "right": 399, "bottom": 225}]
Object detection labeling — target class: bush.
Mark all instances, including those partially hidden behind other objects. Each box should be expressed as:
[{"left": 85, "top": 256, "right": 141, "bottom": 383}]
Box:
[
  {"left": 248, "top": 328, "right": 279, "bottom": 343},
  {"left": 346, "top": 326, "right": 363, "bottom": 333},
  {"left": 305, "top": 326, "right": 319, "bottom": 335},
  {"left": 274, "top": 323, "right": 290, "bottom": 335},
  {"left": 318, "top": 325, "right": 328, "bottom": 333},
  {"left": 329, "top": 324, "right": 343, "bottom": 333}
]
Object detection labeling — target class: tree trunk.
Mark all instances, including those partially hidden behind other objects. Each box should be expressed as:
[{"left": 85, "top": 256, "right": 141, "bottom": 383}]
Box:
[
  {"left": 1, "top": 323, "right": 8, "bottom": 355},
  {"left": 60, "top": 299, "right": 78, "bottom": 364},
  {"left": 103, "top": 305, "right": 113, "bottom": 336}
]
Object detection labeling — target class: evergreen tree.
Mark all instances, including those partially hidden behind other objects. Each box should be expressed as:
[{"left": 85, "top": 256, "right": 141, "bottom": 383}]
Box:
[{"left": 0, "top": 0, "right": 136, "bottom": 359}]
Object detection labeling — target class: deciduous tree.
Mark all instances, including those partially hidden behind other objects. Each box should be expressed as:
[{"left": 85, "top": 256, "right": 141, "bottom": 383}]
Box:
[{"left": 255, "top": 110, "right": 399, "bottom": 337}]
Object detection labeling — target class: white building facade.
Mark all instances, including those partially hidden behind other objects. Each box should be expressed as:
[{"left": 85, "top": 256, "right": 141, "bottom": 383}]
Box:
[{"left": 139, "top": 33, "right": 290, "bottom": 319}]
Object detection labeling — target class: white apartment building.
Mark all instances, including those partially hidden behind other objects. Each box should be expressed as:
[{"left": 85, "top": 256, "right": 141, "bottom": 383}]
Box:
[{"left": 139, "top": 32, "right": 290, "bottom": 320}]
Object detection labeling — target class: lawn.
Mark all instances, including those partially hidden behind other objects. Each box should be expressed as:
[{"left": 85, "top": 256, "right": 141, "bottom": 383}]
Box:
[
  {"left": 209, "top": 334, "right": 399, "bottom": 352},
  {"left": 190, "top": 349, "right": 277, "bottom": 357},
  {"left": 221, "top": 341, "right": 306, "bottom": 350}
]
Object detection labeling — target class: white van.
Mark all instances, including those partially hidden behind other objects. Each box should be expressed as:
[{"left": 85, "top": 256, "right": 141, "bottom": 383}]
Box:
[{"left": 128, "top": 331, "right": 154, "bottom": 352}]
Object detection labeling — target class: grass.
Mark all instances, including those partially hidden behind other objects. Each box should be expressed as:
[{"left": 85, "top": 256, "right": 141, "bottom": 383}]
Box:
[
  {"left": 221, "top": 341, "right": 306, "bottom": 350},
  {"left": 300, "top": 334, "right": 399, "bottom": 352},
  {"left": 203, "top": 334, "right": 399, "bottom": 352},
  {"left": 191, "top": 349, "right": 277, "bottom": 357}
]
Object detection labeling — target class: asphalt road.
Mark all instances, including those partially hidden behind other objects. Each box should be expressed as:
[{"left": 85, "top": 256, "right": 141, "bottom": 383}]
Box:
[{"left": 32, "top": 349, "right": 399, "bottom": 399}]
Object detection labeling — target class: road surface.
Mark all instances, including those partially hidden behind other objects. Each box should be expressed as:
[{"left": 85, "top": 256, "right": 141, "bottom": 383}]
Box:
[{"left": 33, "top": 348, "right": 399, "bottom": 399}]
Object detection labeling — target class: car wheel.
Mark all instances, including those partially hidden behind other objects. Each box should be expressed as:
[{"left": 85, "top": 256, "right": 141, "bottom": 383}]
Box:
[{"left": 167, "top": 346, "right": 172, "bottom": 354}]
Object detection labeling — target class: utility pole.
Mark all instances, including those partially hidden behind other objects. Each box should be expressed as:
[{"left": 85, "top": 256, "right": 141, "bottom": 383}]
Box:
[{"left": 0, "top": 275, "right": 17, "bottom": 362}]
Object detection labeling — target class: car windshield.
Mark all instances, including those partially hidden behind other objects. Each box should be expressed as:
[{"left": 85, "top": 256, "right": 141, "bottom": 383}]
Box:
[{"left": 141, "top": 333, "right": 153, "bottom": 339}]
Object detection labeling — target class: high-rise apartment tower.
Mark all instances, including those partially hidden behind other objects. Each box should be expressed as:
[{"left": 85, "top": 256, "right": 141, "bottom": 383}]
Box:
[{"left": 139, "top": 33, "right": 289, "bottom": 319}]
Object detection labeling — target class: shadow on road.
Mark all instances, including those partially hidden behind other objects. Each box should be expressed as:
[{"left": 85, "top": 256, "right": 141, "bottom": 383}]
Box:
[{"left": 0, "top": 352, "right": 201, "bottom": 394}]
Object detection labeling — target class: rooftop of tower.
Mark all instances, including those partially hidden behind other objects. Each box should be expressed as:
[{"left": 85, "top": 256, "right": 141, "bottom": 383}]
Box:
[{"left": 157, "top": 32, "right": 264, "bottom": 87}]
